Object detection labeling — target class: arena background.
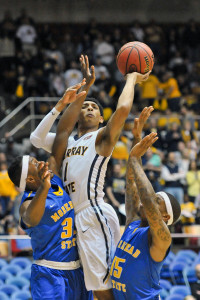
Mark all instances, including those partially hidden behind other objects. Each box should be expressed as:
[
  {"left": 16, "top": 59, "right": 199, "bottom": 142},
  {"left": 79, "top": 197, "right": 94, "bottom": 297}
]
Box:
[
  {"left": 0, "top": 0, "right": 200, "bottom": 299},
  {"left": 0, "top": 0, "right": 199, "bottom": 22}
]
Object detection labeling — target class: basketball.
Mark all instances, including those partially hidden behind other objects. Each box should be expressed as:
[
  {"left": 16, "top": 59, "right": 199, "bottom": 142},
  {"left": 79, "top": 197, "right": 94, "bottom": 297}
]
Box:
[{"left": 116, "top": 41, "right": 154, "bottom": 75}]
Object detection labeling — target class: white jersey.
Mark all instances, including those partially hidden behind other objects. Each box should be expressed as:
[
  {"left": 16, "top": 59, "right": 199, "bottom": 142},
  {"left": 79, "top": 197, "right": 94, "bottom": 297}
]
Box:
[{"left": 62, "top": 129, "right": 110, "bottom": 213}]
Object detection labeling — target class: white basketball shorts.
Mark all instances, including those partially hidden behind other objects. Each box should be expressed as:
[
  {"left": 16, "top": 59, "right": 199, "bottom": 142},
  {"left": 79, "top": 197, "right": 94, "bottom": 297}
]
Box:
[{"left": 75, "top": 202, "right": 120, "bottom": 291}]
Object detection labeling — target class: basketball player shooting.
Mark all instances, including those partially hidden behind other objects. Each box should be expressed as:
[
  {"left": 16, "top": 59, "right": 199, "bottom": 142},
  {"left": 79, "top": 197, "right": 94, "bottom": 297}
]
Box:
[
  {"left": 110, "top": 107, "right": 181, "bottom": 299},
  {"left": 30, "top": 55, "right": 150, "bottom": 300}
]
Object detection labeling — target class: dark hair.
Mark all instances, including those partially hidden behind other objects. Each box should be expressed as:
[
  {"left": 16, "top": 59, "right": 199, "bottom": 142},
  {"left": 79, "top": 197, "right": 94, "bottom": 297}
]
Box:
[
  {"left": 188, "top": 160, "right": 197, "bottom": 171},
  {"left": 85, "top": 97, "right": 104, "bottom": 117},
  {"left": 165, "top": 192, "right": 181, "bottom": 225},
  {"left": 8, "top": 156, "right": 23, "bottom": 187}
]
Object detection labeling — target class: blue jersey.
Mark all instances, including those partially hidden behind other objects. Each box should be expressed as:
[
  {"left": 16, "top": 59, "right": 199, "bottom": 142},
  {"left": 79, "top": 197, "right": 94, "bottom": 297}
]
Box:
[
  {"left": 110, "top": 220, "right": 169, "bottom": 300},
  {"left": 20, "top": 175, "right": 79, "bottom": 263}
]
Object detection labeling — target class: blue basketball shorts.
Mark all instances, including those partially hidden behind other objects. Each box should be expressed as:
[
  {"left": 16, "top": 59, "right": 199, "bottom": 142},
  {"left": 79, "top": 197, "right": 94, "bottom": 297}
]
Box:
[{"left": 30, "top": 264, "right": 93, "bottom": 300}]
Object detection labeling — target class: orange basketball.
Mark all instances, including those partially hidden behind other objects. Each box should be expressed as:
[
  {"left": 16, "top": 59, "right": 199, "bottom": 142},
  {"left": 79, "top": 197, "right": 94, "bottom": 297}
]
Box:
[{"left": 116, "top": 41, "right": 154, "bottom": 75}]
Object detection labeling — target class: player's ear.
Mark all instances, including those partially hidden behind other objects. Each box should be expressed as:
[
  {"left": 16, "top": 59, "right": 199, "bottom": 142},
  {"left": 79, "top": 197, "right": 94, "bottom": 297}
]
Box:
[
  {"left": 26, "top": 175, "right": 35, "bottom": 184},
  {"left": 99, "top": 116, "right": 104, "bottom": 124},
  {"left": 163, "top": 213, "right": 170, "bottom": 224}
]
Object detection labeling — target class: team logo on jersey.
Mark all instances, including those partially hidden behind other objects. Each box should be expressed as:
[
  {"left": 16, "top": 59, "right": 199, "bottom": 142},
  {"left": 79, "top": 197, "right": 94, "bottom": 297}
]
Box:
[
  {"left": 53, "top": 185, "right": 63, "bottom": 196},
  {"left": 84, "top": 135, "right": 92, "bottom": 140}
]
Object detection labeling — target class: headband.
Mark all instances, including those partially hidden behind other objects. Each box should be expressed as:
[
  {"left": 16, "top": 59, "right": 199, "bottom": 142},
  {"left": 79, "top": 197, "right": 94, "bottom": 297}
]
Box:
[
  {"left": 19, "top": 155, "right": 30, "bottom": 191},
  {"left": 156, "top": 191, "right": 173, "bottom": 225}
]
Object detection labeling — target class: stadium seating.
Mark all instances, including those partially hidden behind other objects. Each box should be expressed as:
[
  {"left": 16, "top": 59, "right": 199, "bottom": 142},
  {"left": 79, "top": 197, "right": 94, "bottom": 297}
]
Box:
[
  {"left": 160, "top": 279, "right": 172, "bottom": 291},
  {"left": 0, "top": 271, "right": 13, "bottom": 283},
  {"left": 161, "top": 258, "right": 172, "bottom": 279},
  {"left": 11, "top": 290, "right": 31, "bottom": 300},
  {"left": 170, "top": 285, "right": 191, "bottom": 297},
  {"left": 0, "top": 284, "right": 19, "bottom": 297},
  {"left": 0, "top": 259, "right": 8, "bottom": 269},
  {"left": 6, "top": 277, "right": 30, "bottom": 289},
  {"left": 169, "top": 261, "right": 188, "bottom": 284},
  {"left": 160, "top": 288, "right": 169, "bottom": 300},
  {"left": 9, "top": 257, "right": 31, "bottom": 270},
  {"left": 176, "top": 250, "right": 197, "bottom": 261},
  {"left": 0, "top": 291, "right": 9, "bottom": 300},
  {"left": 183, "top": 266, "right": 197, "bottom": 286},
  {"left": 166, "top": 295, "right": 185, "bottom": 300},
  {"left": 18, "top": 269, "right": 31, "bottom": 281},
  {"left": 1, "top": 265, "right": 22, "bottom": 276}
]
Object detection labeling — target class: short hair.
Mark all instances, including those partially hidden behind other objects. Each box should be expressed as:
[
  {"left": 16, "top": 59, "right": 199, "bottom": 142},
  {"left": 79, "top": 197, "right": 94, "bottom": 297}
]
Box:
[
  {"left": 165, "top": 192, "right": 181, "bottom": 225},
  {"left": 85, "top": 97, "right": 104, "bottom": 117},
  {"left": 8, "top": 156, "right": 23, "bottom": 187}
]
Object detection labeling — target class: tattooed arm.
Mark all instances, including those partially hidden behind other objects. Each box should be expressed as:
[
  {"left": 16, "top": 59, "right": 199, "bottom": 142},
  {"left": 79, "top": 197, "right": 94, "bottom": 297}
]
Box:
[
  {"left": 125, "top": 107, "right": 154, "bottom": 228},
  {"left": 125, "top": 157, "right": 140, "bottom": 228},
  {"left": 129, "top": 134, "right": 172, "bottom": 262}
]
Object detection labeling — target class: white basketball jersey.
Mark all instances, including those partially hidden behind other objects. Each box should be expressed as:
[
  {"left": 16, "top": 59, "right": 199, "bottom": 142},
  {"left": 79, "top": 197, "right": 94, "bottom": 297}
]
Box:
[{"left": 62, "top": 129, "right": 110, "bottom": 213}]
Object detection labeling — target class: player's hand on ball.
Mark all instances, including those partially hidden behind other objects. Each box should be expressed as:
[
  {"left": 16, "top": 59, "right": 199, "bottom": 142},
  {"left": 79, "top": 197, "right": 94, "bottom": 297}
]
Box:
[
  {"left": 135, "top": 71, "right": 151, "bottom": 84},
  {"left": 129, "top": 132, "right": 158, "bottom": 158},
  {"left": 125, "top": 71, "right": 151, "bottom": 84}
]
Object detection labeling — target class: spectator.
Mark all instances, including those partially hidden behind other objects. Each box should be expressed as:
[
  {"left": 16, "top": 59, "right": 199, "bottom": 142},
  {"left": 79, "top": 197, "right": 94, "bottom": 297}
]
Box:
[
  {"left": 180, "top": 104, "right": 197, "bottom": 130},
  {"left": 139, "top": 72, "right": 160, "bottom": 107},
  {"left": 0, "top": 161, "right": 19, "bottom": 215},
  {"left": 181, "top": 119, "right": 199, "bottom": 148},
  {"left": 160, "top": 71, "right": 182, "bottom": 112},
  {"left": 145, "top": 19, "right": 164, "bottom": 60},
  {"left": 16, "top": 17, "right": 37, "bottom": 55},
  {"left": 180, "top": 194, "right": 196, "bottom": 225},
  {"left": 130, "top": 20, "right": 145, "bottom": 42},
  {"left": 168, "top": 50, "right": 187, "bottom": 77},
  {"left": 161, "top": 152, "right": 185, "bottom": 203},
  {"left": 189, "top": 264, "right": 200, "bottom": 300},
  {"left": 59, "top": 33, "right": 76, "bottom": 66},
  {"left": 164, "top": 122, "right": 182, "bottom": 152},
  {"left": 0, "top": 136, "right": 27, "bottom": 165},
  {"left": 1, "top": 10, "right": 16, "bottom": 38},
  {"left": 49, "top": 64, "right": 65, "bottom": 96},
  {"left": 183, "top": 19, "right": 200, "bottom": 63},
  {"left": 94, "top": 58, "right": 110, "bottom": 81},
  {"left": 85, "top": 18, "right": 99, "bottom": 41},
  {"left": 106, "top": 163, "right": 126, "bottom": 225},
  {"left": 142, "top": 147, "right": 162, "bottom": 192},
  {"left": 186, "top": 160, "right": 200, "bottom": 203},
  {"left": 95, "top": 34, "right": 115, "bottom": 65},
  {"left": 64, "top": 60, "right": 83, "bottom": 88},
  {"left": 45, "top": 41, "right": 65, "bottom": 71},
  {"left": 16, "top": 8, "right": 35, "bottom": 26},
  {"left": 77, "top": 33, "right": 93, "bottom": 57}
]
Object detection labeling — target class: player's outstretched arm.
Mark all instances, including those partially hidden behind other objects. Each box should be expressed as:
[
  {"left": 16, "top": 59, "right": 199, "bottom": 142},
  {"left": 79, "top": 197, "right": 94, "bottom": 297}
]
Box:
[
  {"left": 20, "top": 162, "right": 51, "bottom": 227},
  {"left": 30, "top": 55, "right": 94, "bottom": 153},
  {"left": 51, "top": 81, "right": 87, "bottom": 172},
  {"left": 30, "top": 78, "right": 86, "bottom": 153},
  {"left": 96, "top": 71, "right": 150, "bottom": 157},
  {"left": 129, "top": 134, "right": 172, "bottom": 262},
  {"left": 125, "top": 106, "right": 154, "bottom": 227}
]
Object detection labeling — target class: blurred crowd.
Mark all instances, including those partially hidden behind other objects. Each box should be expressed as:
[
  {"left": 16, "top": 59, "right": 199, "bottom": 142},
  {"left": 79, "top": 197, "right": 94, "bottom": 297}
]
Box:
[{"left": 0, "top": 9, "right": 200, "bottom": 238}]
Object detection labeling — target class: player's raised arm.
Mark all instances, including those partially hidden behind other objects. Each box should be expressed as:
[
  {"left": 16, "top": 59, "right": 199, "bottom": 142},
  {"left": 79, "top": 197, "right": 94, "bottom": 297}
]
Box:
[
  {"left": 129, "top": 133, "right": 173, "bottom": 262},
  {"left": 51, "top": 81, "right": 89, "bottom": 172},
  {"left": 20, "top": 162, "right": 51, "bottom": 227},
  {"left": 96, "top": 71, "right": 151, "bottom": 157},
  {"left": 125, "top": 106, "right": 154, "bottom": 227},
  {"left": 56, "top": 55, "right": 95, "bottom": 137},
  {"left": 30, "top": 55, "right": 95, "bottom": 153}
]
